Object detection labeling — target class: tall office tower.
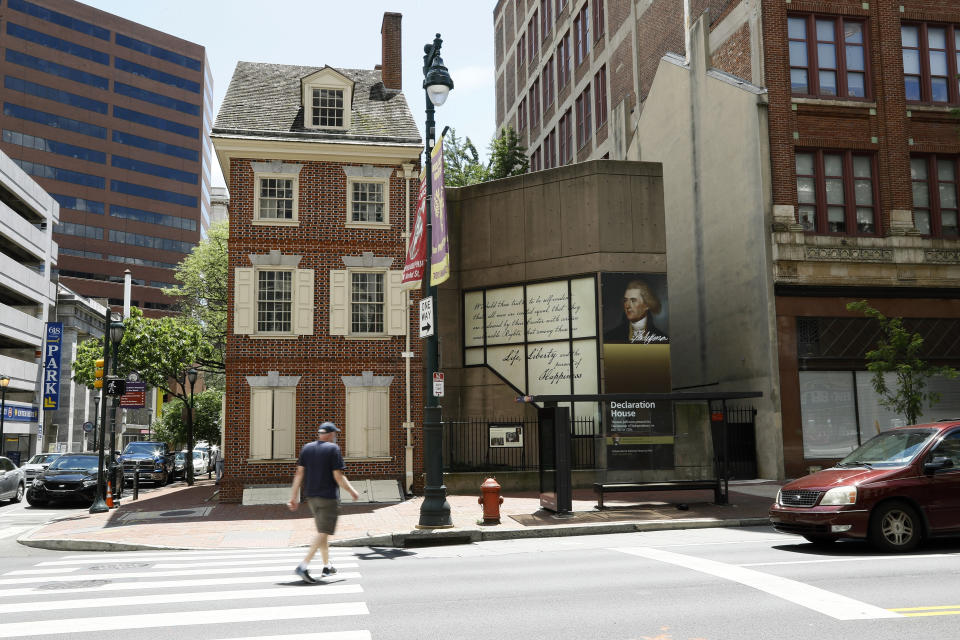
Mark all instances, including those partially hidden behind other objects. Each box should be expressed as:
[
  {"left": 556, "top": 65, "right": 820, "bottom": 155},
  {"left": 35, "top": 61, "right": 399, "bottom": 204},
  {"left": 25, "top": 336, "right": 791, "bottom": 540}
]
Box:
[{"left": 0, "top": 0, "right": 211, "bottom": 312}]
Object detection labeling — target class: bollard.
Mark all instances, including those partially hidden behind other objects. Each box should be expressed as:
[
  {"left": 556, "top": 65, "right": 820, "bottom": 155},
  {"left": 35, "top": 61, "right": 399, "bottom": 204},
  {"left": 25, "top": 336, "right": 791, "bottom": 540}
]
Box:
[
  {"left": 133, "top": 472, "right": 139, "bottom": 501},
  {"left": 478, "top": 476, "right": 503, "bottom": 525}
]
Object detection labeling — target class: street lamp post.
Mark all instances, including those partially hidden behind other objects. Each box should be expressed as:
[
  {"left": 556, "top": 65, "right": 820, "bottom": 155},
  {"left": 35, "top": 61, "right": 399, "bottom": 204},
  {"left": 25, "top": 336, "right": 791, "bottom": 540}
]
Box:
[
  {"left": 90, "top": 313, "right": 124, "bottom": 514},
  {"left": 417, "top": 33, "right": 454, "bottom": 529},
  {"left": 0, "top": 376, "right": 9, "bottom": 457},
  {"left": 184, "top": 367, "right": 198, "bottom": 486}
]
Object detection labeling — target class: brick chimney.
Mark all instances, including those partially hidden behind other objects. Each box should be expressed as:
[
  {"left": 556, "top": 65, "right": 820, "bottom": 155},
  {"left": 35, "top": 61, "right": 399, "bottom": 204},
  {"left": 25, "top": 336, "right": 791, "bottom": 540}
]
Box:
[{"left": 381, "top": 12, "right": 402, "bottom": 90}]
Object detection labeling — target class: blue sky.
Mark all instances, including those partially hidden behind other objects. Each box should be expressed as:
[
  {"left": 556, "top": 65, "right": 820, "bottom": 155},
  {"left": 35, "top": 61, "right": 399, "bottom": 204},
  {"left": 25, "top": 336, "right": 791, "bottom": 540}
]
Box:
[{"left": 79, "top": 0, "right": 498, "bottom": 189}]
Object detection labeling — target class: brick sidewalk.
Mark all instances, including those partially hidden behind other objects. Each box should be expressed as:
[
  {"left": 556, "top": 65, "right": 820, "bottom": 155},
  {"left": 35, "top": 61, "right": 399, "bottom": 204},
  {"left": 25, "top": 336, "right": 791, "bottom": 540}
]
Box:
[{"left": 19, "top": 478, "right": 779, "bottom": 551}]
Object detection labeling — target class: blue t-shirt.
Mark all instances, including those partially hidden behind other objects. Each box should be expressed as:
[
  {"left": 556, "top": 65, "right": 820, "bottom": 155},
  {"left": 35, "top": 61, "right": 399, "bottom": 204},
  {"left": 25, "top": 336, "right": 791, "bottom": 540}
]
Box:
[{"left": 297, "top": 440, "right": 346, "bottom": 499}]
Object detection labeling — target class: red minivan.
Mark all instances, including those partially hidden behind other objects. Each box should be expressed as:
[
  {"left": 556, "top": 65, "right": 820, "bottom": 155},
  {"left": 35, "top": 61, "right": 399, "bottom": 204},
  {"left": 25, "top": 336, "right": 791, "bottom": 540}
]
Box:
[{"left": 770, "top": 420, "right": 960, "bottom": 552}]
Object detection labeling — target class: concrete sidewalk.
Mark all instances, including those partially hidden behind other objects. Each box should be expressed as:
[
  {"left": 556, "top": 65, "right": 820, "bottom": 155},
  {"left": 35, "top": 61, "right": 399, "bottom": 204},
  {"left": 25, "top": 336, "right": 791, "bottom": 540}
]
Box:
[{"left": 18, "top": 478, "right": 780, "bottom": 552}]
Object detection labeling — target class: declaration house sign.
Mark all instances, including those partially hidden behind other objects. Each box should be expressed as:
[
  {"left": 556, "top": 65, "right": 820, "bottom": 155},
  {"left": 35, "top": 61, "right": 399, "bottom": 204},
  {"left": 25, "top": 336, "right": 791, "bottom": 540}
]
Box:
[{"left": 463, "top": 276, "right": 600, "bottom": 421}]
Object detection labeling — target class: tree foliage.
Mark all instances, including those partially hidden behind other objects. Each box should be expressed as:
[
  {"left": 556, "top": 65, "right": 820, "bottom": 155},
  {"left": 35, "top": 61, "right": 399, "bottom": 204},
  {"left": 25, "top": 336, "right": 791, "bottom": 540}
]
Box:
[
  {"left": 152, "top": 389, "right": 222, "bottom": 449},
  {"left": 487, "top": 126, "right": 529, "bottom": 180},
  {"left": 443, "top": 128, "right": 489, "bottom": 187},
  {"left": 847, "top": 300, "right": 958, "bottom": 424},
  {"left": 162, "top": 220, "right": 227, "bottom": 380}
]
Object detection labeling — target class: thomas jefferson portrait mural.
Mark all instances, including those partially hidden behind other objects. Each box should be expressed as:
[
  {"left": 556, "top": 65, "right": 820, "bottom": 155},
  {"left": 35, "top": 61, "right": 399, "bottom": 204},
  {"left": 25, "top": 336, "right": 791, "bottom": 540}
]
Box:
[{"left": 601, "top": 273, "right": 673, "bottom": 469}]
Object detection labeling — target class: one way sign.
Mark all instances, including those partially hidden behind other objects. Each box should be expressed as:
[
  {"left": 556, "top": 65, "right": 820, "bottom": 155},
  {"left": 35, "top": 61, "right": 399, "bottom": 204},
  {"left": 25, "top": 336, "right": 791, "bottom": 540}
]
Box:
[{"left": 419, "top": 297, "right": 434, "bottom": 338}]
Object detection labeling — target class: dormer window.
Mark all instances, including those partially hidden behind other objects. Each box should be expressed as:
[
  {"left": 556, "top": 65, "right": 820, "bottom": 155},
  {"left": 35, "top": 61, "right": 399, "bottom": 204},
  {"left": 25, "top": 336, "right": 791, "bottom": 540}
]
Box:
[
  {"left": 312, "top": 88, "right": 344, "bottom": 127},
  {"left": 301, "top": 67, "right": 353, "bottom": 131}
]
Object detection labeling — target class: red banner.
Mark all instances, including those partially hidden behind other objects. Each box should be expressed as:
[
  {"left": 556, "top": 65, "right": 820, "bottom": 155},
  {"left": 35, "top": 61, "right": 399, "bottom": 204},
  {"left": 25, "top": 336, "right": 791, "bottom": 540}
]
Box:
[{"left": 401, "top": 171, "right": 428, "bottom": 289}]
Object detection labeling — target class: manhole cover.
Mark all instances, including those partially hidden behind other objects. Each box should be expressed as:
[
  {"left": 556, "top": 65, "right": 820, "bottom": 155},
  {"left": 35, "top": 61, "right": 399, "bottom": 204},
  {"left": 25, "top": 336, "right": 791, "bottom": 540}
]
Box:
[
  {"left": 88, "top": 563, "right": 151, "bottom": 570},
  {"left": 36, "top": 580, "right": 111, "bottom": 590}
]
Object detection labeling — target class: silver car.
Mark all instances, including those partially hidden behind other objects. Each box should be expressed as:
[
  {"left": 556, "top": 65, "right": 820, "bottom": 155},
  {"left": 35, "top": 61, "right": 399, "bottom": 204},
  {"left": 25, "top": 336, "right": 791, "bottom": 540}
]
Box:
[
  {"left": 19, "top": 453, "right": 62, "bottom": 482},
  {"left": 0, "top": 456, "right": 26, "bottom": 503}
]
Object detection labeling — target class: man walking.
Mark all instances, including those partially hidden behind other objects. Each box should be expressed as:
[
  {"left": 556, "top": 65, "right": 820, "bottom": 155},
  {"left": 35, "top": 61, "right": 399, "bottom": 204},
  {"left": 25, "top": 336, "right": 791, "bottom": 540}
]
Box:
[{"left": 288, "top": 421, "right": 360, "bottom": 583}]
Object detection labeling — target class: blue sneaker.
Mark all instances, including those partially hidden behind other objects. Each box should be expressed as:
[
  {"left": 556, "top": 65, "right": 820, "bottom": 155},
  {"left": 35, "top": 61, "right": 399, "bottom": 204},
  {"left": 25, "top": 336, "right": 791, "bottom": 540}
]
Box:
[
  {"left": 295, "top": 566, "right": 318, "bottom": 584},
  {"left": 321, "top": 565, "right": 337, "bottom": 577}
]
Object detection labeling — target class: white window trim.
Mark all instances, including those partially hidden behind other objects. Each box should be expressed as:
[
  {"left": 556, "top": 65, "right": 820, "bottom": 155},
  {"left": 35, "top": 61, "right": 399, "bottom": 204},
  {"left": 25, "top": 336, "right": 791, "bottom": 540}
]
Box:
[
  {"left": 251, "top": 161, "right": 301, "bottom": 226},
  {"left": 301, "top": 67, "right": 353, "bottom": 131},
  {"left": 234, "top": 251, "right": 314, "bottom": 337},
  {"left": 344, "top": 165, "right": 393, "bottom": 229},
  {"left": 246, "top": 372, "right": 302, "bottom": 462},
  {"left": 329, "top": 253, "right": 406, "bottom": 338},
  {"left": 342, "top": 371, "right": 393, "bottom": 460}
]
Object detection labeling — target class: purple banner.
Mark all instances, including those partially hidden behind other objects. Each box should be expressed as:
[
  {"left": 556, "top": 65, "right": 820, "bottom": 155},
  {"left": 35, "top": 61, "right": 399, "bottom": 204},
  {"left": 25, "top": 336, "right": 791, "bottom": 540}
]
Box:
[{"left": 430, "top": 139, "right": 450, "bottom": 286}]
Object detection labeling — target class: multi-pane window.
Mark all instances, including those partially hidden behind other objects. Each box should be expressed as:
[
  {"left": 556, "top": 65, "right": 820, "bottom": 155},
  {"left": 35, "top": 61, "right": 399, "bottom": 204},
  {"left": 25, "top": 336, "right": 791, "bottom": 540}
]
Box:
[
  {"left": 557, "top": 32, "right": 571, "bottom": 88},
  {"left": 902, "top": 23, "right": 960, "bottom": 104},
  {"left": 351, "top": 181, "right": 384, "bottom": 223},
  {"left": 594, "top": 65, "right": 607, "bottom": 128},
  {"left": 311, "top": 89, "right": 343, "bottom": 127},
  {"left": 559, "top": 108, "right": 573, "bottom": 165},
  {"left": 911, "top": 156, "right": 959, "bottom": 237},
  {"left": 576, "top": 87, "right": 592, "bottom": 149},
  {"left": 544, "top": 56, "right": 555, "bottom": 107},
  {"left": 517, "top": 97, "right": 527, "bottom": 132},
  {"left": 531, "top": 146, "right": 542, "bottom": 172},
  {"left": 544, "top": 128, "right": 557, "bottom": 169},
  {"left": 259, "top": 177, "right": 294, "bottom": 219},
  {"left": 517, "top": 33, "right": 526, "bottom": 74},
  {"left": 796, "top": 150, "right": 877, "bottom": 234},
  {"left": 540, "top": 0, "right": 552, "bottom": 38},
  {"left": 573, "top": 3, "right": 590, "bottom": 66},
  {"left": 528, "top": 12, "right": 539, "bottom": 60},
  {"left": 529, "top": 79, "right": 541, "bottom": 127},
  {"left": 593, "top": 0, "right": 604, "bottom": 41},
  {"left": 257, "top": 271, "right": 292, "bottom": 333},
  {"left": 556, "top": 0, "right": 567, "bottom": 15},
  {"left": 351, "top": 272, "right": 384, "bottom": 334},
  {"left": 788, "top": 15, "right": 868, "bottom": 99}
]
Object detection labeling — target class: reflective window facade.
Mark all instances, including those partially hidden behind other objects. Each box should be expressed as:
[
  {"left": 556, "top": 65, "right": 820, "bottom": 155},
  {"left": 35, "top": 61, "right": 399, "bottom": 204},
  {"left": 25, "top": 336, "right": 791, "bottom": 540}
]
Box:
[
  {"left": 4, "top": 102, "right": 106, "bottom": 139},
  {"left": 111, "top": 130, "right": 198, "bottom": 162},
  {"left": 115, "top": 34, "right": 201, "bottom": 71},
  {"left": 50, "top": 194, "right": 104, "bottom": 215},
  {"left": 3, "top": 129, "right": 106, "bottom": 164},
  {"left": 14, "top": 158, "right": 104, "bottom": 189},
  {"left": 114, "top": 82, "right": 201, "bottom": 117},
  {"left": 6, "top": 22, "right": 109, "bottom": 65},
  {"left": 4, "top": 49, "right": 108, "bottom": 90},
  {"left": 111, "top": 155, "right": 198, "bottom": 184},
  {"left": 115, "top": 58, "right": 201, "bottom": 94},
  {"left": 7, "top": 0, "right": 109, "bottom": 40},
  {"left": 5, "top": 76, "right": 108, "bottom": 114},
  {"left": 110, "top": 205, "right": 197, "bottom": 231},
  {"left": 110, "top": 180, "right": 197, "bottom": 207},
  {"left": 108, "top": 230, "right": 194, "bottom": 255},
  {"left": 113, "top": 106, "right": 199, "bottom": 139}
]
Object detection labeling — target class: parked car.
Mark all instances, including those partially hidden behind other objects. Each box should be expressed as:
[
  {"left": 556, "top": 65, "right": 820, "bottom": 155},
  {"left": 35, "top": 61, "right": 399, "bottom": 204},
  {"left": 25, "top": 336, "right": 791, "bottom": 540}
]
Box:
[
  {"left": 19, "top": 453, "right": 63, "bottom": 483},
  {"left": 770, "top": 419, "right": 960, "bottom": 552},
  {"left": 26, "top": 454, "right": 123, "bottom": 507},
  {"left": 179, "top": 450, "right": 209, "bottom": 476},
  {"left": 0, "top": 456, "right": 25, "bottom": 503},
  {"left": 174, "top": 451, "right": 186, "bottom": 479},
  {"left": 117, "top": 441, "right": 174, "bottom": 486}
]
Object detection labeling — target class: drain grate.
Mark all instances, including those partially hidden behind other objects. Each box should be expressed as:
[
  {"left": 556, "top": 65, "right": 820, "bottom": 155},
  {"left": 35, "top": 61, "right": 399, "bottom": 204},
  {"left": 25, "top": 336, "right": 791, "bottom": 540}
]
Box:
[{"left": 36, "top": 579, "right": 111, "bottom": 590}]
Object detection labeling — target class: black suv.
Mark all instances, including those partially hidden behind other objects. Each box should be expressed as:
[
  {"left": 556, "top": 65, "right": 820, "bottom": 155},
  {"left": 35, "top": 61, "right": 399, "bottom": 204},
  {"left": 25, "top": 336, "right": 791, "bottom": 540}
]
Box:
[{"left": 26, "top": 454, "right": 123, "bottom": 506}]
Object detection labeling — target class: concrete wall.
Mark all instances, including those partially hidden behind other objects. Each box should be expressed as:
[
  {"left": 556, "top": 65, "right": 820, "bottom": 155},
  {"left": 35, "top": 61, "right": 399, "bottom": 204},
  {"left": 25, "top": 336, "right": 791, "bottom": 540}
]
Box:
[
  {"left": 633, "top": 14, "right": 783, "bottom": 479},
  {"left": 442, "top": 160, "right": 667, "bottom": 421}
]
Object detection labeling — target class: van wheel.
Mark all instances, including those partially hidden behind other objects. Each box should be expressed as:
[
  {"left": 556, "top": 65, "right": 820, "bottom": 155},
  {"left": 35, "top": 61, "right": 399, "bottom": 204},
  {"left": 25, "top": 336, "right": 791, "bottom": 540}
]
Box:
[{"left": 870, "top": 501, "right": 922, "bottom": 552}]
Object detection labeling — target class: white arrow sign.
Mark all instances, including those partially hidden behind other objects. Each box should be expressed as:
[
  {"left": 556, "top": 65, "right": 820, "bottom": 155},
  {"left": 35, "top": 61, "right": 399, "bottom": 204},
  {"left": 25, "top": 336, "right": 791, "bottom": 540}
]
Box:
[{"left": 419, "top": 297, "right": 434, "bottom": 338}]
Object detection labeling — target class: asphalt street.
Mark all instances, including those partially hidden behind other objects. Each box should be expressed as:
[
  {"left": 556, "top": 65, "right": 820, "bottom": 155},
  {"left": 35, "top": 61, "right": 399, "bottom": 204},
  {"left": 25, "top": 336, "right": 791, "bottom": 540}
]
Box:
[{"left": 1, "top": 522, "right": 960, "bottom": 639}]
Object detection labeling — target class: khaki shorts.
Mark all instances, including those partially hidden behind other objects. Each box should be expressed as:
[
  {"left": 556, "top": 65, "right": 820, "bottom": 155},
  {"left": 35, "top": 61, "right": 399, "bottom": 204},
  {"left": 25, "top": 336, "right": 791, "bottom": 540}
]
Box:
[{"left": 306, "top": 496, "right": 339, "bottom": 534}]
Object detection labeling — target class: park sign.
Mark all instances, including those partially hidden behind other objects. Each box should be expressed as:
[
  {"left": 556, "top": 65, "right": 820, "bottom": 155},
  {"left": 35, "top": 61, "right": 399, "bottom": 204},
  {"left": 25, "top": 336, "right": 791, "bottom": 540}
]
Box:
[{"left": 42, "top": 322, "right": 63, "bottom": 410}]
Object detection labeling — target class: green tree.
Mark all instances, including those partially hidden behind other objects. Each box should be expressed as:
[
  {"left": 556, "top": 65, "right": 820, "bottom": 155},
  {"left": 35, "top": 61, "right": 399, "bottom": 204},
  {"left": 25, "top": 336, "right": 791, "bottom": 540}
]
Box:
[
  {"left": 847, "top": 300, "right": 958, "bottom": 424},
  {"left": 163, "top": 219, "right": 227, "bottom": 384},
  {"left": 74, "top": 307, "right": 216, "bottom": 485},
  {"left": 487, "top": 126, "right": 529, "bottom": 180},
  {"left": 444, "top": 128, "right": 489, "bottom": 186},
  {"left": 152, "top": 389, "right": 222, "bottom": 450}
]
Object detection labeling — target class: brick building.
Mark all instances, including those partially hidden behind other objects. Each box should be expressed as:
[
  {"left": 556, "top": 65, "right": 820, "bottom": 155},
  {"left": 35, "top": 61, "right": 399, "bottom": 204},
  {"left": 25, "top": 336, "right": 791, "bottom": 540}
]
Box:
[
  {"left": 0, "top": 0, "right": 211, "bottom": 313},
  {"left": 212, "top": 13, "right": 423, "bottom": 503}
]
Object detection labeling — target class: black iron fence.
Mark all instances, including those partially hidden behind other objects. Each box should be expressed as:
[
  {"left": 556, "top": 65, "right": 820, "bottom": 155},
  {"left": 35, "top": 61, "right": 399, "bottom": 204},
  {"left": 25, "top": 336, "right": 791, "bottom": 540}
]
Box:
[{"left": 443, "top": 417, "right": 597, "bottom": 472}]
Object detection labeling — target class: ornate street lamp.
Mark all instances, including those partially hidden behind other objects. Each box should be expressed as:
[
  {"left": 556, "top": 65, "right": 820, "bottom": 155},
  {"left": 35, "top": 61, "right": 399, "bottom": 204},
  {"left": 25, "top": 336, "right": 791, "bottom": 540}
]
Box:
[
  {"left": 0, "top": 376, "right": 9, "bottom": 457},
  {"left": 418, "top": 33, "right": 454, "bottom": 529},
  {"left": 184, "top": 366, "right": 198, "bottom": 486}
]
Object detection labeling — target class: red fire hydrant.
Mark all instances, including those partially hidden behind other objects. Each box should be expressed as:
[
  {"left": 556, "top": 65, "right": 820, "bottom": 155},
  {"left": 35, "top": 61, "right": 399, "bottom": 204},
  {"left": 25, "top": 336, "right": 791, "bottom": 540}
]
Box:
[{"left": 478, "top": 476, "right": 503, "bottom": 524}]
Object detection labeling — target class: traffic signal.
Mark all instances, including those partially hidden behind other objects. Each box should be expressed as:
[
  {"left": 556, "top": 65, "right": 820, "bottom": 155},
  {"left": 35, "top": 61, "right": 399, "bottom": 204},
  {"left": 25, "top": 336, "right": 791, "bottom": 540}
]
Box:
[{"left": 94, "top": 358, "right": 104, "bottom": 389}]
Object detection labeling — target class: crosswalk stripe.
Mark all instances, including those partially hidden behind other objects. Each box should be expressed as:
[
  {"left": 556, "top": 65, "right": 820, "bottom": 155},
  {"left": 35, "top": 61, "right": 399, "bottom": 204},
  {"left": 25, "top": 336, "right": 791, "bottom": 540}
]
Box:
[
  {"left": 0, "top": 602, "right": 369, "bottom": 637},
  {"left": 216, "top": 633, "right": 372, "bottom": 640},
  {"left": 0, "top": 572, "right": 363, "bottom": 598},
  {"left": 60, "top": 548, "right": 353, "bottom": 560},
  {"left": 152, "top": 560, "right": 359, "bottom": 570},
  {"left": 5, "top": 567, "right": 80, "bottom": 576},
  {"left": 39, "top": 550, "right": 354, "bottom": 566},
  {"left": 0, "top": 584, "right": 364, "bottom": 614},
  {"left": 0, "top": 563, "right": 355, "bottom": 585},
  {"left": 0, "top": 526, "right": 30, "bottom": 540}
]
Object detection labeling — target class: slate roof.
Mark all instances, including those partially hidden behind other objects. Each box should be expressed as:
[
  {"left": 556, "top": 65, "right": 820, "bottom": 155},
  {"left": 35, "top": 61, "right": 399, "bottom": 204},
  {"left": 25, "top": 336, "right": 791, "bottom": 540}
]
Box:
[{"left": 213, "top": 62, "right": 422, "bottom": 145}]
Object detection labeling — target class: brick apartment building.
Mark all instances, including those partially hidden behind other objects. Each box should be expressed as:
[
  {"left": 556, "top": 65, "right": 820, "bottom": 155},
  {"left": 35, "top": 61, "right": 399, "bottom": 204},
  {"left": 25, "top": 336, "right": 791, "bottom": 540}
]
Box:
[
  {"left": 493, "top": 0, "right": 960, "bottom": 480},
  {"left": 212, "top": 13, "right": 423, "bottom": 502},
  {"left": 0, "top": 0, "right": 211, "bottom": 312}
]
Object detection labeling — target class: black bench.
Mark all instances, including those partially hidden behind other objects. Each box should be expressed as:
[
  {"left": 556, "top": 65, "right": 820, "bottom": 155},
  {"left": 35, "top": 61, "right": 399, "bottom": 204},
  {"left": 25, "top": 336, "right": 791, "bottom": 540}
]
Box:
[{"left": 593, "top": 479, "right": 724, "bottom": 509}]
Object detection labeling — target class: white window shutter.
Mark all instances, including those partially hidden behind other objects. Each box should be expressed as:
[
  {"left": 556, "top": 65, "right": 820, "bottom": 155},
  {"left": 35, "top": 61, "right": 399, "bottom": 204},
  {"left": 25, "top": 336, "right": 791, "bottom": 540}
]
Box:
[
  {"left": 249, "top": 388, "right": 272, "bottom": 459},
  {"left": 368, "top": 387, "right": 390, "bottom": 457},
  {"left": 294, "top": 269, "right": 314, "bottom": 335},
  {"left": 386, "top": 270, "right": 407, "bottom": 336},
  {"left": 329, "top": 270, "right": 348, "bottom": 336},
  {"left": 273, "top": 388, "right": 297, "bottom": 459},
  {"left": 234, "top": 268, "right": 255, "bottom": 334},
  {"left": 345, "top": 387, "right": 366, "bottom": 458}
]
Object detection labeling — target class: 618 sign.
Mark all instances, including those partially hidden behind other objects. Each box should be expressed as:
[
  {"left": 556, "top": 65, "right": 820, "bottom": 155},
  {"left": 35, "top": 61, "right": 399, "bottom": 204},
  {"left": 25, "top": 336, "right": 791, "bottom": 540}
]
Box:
[{"left": 105, "top": 379, "right": 126, "bottom": 396}]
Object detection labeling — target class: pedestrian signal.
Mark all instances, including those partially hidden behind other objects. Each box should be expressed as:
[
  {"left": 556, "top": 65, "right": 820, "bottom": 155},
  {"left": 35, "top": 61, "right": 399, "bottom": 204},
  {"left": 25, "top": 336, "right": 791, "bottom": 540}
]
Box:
[{"left": 94, "top": 358, "right": 105, "bottom": 389}]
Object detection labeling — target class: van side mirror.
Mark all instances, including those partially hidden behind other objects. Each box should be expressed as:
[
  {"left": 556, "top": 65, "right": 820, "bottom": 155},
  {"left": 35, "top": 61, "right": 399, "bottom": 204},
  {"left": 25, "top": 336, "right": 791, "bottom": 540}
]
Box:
[{"left": 924, "top": 456, "right": 954, "bottom": 473}]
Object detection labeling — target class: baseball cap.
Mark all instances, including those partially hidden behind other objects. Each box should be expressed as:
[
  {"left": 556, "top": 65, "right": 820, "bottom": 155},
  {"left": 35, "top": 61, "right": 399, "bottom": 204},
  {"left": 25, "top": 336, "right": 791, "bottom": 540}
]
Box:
[{"left": 318, "top": 422, "right": 340, "bottom": 433}]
